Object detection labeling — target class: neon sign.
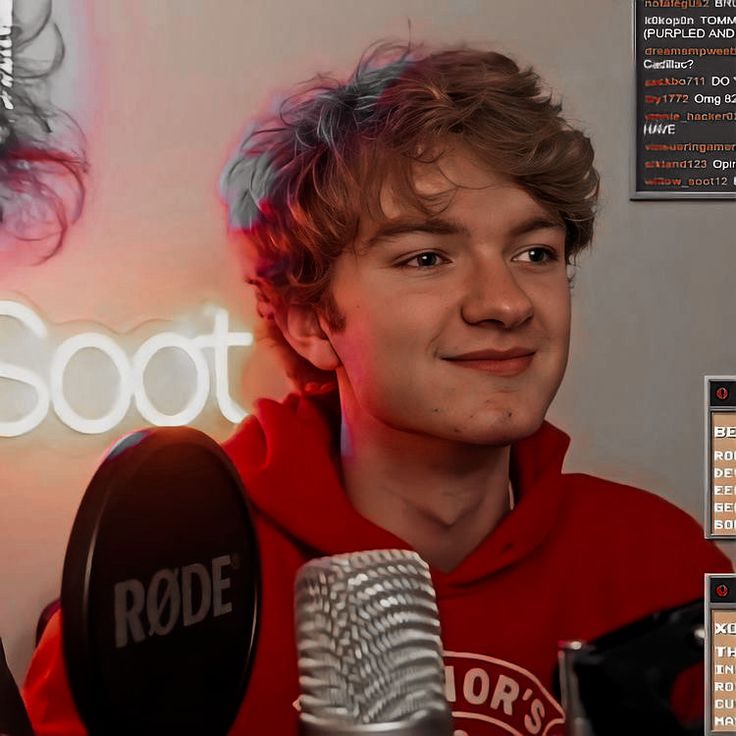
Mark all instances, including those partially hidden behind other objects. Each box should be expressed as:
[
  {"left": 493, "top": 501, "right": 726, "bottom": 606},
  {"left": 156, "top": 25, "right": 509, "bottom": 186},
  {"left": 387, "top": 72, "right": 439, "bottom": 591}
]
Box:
[{"left": 0, "top": 301, "right": 253, "bottom": 437}]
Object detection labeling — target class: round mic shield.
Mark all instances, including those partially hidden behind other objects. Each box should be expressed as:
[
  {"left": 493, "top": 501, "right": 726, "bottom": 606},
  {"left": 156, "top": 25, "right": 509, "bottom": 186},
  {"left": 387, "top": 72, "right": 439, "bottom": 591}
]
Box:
[{"left": 61, "top": 426, "right": 260, "bottom": 735}]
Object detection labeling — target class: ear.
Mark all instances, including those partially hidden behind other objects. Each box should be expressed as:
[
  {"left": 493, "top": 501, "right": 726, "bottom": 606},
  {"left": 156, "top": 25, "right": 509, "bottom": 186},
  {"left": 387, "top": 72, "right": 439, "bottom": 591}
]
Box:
[{"left": 275, "top": 304, "right": 341, "bottom": 372}]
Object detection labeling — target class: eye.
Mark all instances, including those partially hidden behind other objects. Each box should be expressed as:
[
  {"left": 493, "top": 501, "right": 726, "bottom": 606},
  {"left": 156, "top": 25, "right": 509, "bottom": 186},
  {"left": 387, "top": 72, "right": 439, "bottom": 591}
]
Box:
[
  {"left": 399, "top": 251, "right": 449, "bottom": 269},
  {"left": 513, "top": 246, "right": 559, "bottom": 264}
]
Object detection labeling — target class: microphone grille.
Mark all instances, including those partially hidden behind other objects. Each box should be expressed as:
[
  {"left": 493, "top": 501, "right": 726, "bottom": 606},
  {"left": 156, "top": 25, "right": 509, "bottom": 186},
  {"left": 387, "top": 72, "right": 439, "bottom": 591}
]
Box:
[{"left": 294, "top": 549, "right": 448, "bottom": 725}]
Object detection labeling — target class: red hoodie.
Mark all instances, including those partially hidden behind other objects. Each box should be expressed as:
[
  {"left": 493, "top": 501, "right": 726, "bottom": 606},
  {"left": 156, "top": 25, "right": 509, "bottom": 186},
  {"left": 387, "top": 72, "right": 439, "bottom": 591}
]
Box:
[{"left": 23, "top": 393, "right": 732, "bottom": 735}]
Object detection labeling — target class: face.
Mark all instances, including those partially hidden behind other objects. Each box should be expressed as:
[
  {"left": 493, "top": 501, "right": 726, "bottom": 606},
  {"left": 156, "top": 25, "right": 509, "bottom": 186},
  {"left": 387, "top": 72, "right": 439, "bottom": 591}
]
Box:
[{"left": 318, "top": 147, "right": 572, "bottom": 447}]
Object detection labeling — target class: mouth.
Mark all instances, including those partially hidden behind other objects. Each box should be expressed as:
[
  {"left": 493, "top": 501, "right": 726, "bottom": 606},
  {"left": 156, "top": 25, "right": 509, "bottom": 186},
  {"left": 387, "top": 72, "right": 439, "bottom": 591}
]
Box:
[{"left": 443, "top": 348, "right": 536, "bottom": 376}]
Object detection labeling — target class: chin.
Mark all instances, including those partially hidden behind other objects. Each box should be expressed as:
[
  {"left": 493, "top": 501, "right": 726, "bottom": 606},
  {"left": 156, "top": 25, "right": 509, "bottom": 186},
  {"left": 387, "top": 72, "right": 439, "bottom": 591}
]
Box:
[{"left": 457, "top": 404, "right": 548, "bottom": 447}]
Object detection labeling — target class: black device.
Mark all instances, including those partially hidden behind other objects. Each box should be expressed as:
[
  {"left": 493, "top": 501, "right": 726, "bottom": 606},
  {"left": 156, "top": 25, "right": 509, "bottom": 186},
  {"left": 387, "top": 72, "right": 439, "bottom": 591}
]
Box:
[
  {"left": 556, "top": 599, "right": 705, "bottom": 736},
  {"left": 61, "top": 426, "right": 260, "bottom": 736}
]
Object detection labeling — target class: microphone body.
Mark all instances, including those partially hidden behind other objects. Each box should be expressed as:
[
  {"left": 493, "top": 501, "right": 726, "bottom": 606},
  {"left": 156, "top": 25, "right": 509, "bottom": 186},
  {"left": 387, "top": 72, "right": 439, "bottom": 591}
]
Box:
[
  {"left": 299, "top": 710, "right": 451, "bottom": 736},
  {"left": 294, "top": 549, "right": 453, "bottom": 736}
]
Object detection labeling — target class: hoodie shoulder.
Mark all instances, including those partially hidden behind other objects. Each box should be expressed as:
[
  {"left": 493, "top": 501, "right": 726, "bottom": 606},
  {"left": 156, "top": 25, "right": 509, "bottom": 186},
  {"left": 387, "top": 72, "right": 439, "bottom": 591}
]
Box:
[
  {"left": 221, "top": 395, "right": 305, "bottom": 472},
  {"left": 562, "top": 472, "right": 731, "bottom": 573},
  {"left": 565, "top": 472, "right": 702, "bottom": 529},
  {"left": 222, "top": 411, "right": 267, "bottom": 473}
]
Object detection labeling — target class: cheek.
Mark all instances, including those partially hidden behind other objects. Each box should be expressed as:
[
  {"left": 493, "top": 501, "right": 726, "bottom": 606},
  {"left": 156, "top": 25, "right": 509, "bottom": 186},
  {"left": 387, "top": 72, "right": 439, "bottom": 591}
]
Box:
[
  {"left": 556, "top": 300, "right": 572, "bottom": 340},
  {"left": 548, "top": 294, "right": 572, "bottom": 377},
  {"left": 333, "top": 308, "right": 438, "bottom": 407},
  {"left": 338, "top": 286, "right": 436, "bottom": 350},
  {"left": 330, "top": 310, "right": 406, "bottom": 383},
  {"left": 533, "top": 282, "right": 571, "bottom": 336}
]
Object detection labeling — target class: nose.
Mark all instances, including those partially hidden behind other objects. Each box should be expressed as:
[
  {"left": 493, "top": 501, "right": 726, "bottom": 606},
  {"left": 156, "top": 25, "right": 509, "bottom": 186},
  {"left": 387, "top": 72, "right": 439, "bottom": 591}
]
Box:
[{"left": 460, "top": 257, "right": 534, "bottom": 329}]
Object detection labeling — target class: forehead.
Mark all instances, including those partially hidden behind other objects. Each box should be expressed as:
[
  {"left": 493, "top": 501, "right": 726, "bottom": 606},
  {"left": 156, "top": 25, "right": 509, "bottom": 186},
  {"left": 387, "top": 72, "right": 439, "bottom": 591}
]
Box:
[{"left": 368, "top": 145, "right": 560, "bottom": 233}]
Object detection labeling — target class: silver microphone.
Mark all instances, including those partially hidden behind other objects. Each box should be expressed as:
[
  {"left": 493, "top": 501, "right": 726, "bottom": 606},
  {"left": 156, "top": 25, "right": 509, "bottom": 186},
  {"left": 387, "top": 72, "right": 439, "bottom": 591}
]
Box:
[{"left": 294, "top": 549, "right": 453, "bottom": 736}]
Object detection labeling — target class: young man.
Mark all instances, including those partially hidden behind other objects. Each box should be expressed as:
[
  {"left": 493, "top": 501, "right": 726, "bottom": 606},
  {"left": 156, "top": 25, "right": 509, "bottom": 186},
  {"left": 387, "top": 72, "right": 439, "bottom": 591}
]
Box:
[{"left": 23, "top": 42, "right": 731, "bottom": 735}]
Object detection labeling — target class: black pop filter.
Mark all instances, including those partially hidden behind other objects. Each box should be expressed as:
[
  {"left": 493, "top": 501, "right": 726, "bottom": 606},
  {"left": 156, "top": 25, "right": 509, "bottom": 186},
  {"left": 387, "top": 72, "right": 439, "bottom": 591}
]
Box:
[{"left": 61, "top": 427, "right": 260, "bottom": 736}]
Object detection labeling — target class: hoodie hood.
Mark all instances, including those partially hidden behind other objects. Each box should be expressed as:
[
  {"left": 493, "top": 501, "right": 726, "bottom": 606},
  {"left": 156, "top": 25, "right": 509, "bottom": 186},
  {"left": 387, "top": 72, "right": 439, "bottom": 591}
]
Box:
[{"left": 223, "top": 393, "right": 571, "bottom": 591}]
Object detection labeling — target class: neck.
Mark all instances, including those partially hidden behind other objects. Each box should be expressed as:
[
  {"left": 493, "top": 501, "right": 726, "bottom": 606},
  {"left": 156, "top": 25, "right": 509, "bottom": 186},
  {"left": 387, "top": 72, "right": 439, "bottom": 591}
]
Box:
[{"left": 339, "top": 408, "right": 513, "bottom": 574}]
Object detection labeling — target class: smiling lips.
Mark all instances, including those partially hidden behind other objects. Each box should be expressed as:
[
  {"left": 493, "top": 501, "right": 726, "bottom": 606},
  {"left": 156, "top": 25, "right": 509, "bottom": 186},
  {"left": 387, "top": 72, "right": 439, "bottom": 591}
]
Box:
[{"left": 444, "top": 348, "right": 535, "bottom": 376}]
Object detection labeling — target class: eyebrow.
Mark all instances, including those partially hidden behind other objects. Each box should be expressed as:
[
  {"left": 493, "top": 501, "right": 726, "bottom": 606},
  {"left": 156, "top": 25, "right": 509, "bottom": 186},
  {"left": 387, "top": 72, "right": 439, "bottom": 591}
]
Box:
[{"left": 362, "top": 214, "right": 564, "bottom": 249}]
